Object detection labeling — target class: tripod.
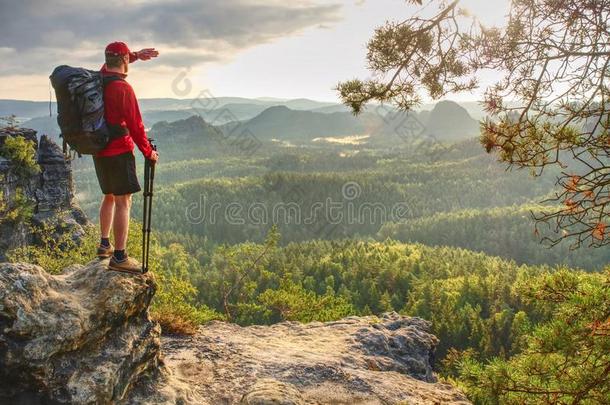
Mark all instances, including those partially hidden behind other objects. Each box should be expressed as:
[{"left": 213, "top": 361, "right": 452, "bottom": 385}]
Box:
[{"left": 142, "top": 140, "right": 157, "bottom": 274}]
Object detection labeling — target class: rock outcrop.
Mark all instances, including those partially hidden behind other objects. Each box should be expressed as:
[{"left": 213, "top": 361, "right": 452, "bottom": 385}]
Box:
[
  {"left": 424, "top": 100, "right": 480, "bottom": 140},
  {"left": 162, "top": 313, "right": 471, "bottom": 404},
  {"left": 0, "top": 128, "right": 87, "bottom": 259},
  {"left": 0, "top": 260, "right": 205, "bottom": 405},
  {"left": 0, "top": 259, "right": 470, "bottom": 405},
  {"left": 0, "top": 261, "right": 161, "bottom": 404}
]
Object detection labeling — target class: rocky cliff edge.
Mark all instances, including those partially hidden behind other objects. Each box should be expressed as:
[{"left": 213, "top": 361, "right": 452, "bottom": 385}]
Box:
[{"left": 0, "top": 260, "right": 470, "bottom": 405}]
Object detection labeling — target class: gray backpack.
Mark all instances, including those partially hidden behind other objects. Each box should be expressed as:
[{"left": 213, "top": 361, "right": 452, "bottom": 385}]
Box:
[{"left": 50, "top": 65, "right": 127, "bottom": 156}]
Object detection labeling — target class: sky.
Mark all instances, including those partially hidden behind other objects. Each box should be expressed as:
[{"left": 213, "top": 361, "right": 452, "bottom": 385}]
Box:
[{"left": 0, "top": 0, "right": 510, "bottom": 102}]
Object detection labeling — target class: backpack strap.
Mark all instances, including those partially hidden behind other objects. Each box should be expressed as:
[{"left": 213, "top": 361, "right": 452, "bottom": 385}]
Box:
[
  {"left": 101, "top": 74, "right": 130, "bottom": 139},
  {"left": 102, "top": 74, "right": 125, "bottom": 87},
  {"left": 108, "top": 123, "right": 129, "bottom": 139}
]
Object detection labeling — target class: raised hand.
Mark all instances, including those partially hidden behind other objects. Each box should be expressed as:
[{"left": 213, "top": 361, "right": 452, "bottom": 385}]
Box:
[{"left": 135, "top": 48, "right": 159, "bottom": 61}]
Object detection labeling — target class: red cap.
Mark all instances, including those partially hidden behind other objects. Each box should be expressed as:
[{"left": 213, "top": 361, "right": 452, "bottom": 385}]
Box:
[{"left": 105, "top": 41, "right": 137, "bottom": 63}]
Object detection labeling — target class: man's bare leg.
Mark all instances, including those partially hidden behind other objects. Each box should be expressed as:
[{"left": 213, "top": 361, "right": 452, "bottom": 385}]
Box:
[
  {"left": 113, "top": 194, "right": 132, "bottom": 251},
  {"left": 100, "top": 194, "right": 115, "bottom": 239},
  {"left": 109, "top": 194, "right": 142, "bottom": 273},
  {"left": 97, "top": 194, "right": 115, "bottom": 258}
]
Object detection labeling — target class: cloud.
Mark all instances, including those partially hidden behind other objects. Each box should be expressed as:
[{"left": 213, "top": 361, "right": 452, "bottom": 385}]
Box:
[{"left": 0, "top": 0, "right": 342, "bottom": 74}]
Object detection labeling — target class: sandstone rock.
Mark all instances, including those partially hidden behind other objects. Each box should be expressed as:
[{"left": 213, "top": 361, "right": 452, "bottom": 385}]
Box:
[
  {"left": 0, "top": 261, "right": 161, "bottom": 404},
  {"left": 240, "top": 379, "right": 305, "bottom": 405},
  {"left": 0, "top": 129, "right": 88, "bottom": 259},
  {"left": 0, "top": 260, "right": 207, "bottom": 405},
  {"left": 125, "top": 363, "right": 209, "bottom": 405},
  {"left": 162, "top": 313, "right": 471, "bottom": 404}
]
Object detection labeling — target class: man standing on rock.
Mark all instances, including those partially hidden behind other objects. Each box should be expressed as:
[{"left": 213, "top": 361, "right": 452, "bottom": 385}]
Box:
[{"left": 94, "top": 41, "right": 159, "bottom": 273}]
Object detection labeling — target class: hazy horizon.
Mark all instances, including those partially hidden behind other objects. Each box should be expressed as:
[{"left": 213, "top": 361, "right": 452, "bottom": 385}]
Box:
[{"left": 0, "top": 95, "right": 485, "bottom": 105}]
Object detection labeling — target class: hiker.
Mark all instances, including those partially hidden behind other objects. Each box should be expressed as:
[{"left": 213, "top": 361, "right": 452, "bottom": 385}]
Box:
[{"left": 95, "top": 41, "right": 159, "bottom": 273}]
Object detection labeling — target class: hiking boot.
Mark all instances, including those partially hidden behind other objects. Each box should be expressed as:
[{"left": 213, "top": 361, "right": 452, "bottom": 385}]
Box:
[
  {"left": 108, "top": 256, "right": 142, "bottom": 274},
  {"left": 97, "top": 243, "right": 114, "bottom": 259}
]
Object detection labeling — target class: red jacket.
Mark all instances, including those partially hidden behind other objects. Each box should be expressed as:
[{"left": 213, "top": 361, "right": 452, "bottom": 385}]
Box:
[{"left": 96, "top": 65, "right": 152, "bottom": 158}]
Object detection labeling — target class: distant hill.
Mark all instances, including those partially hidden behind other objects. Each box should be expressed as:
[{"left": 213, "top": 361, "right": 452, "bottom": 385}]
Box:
[
  {"left": 167, "top": 101, "right": 343, "bottom": 124},
  {"left": 1, "top": 100, "right": 56, "bottom": 121},
  {"left": 138, "top": 97, "right": 271, "bottom": 111},
  {"left": 205, "top": 103, "right": 271, "bottom": 122},
  {"left": 224, "top": 105, "right": 383, "bottom": 142},
  {"left": 418, "top": 110, "right": 431, "bottom": 123},
  {"left": 142, "top": 110, "right": 196, "bottom": 126},
  {"left": 310, "top": 105, "right": 352, "bottom": 114},
  {"left": 20, "top": 115, "right": 61, "bottom": 141},
  {"left": 368, "top": 110, "right": 425, "bottom": 146},
  {"left": 145, "top": 104, "right": 272, "bottom": 125},
  {"left": 148, "top": 115, "right": 230, "bottom": 161},
  {"left": 419, "top": 100, "right": 487, "bottom": 121},
  {"left": 369, "top": 101, "right": 480, "bottom": 146},
  {"left": 254, "top": 97, "right": 287, "bottom": 102},
  {"left": 149, "top": 114, "right": 223, "bottom": 141},
  {"left": 20, "top": 114, "right": 227, "bottom": 164},
  {"left": 283, "top": 98, "right": 337, "bottom": 110},
  {"left": 21, "top": 110, "right": 198, "bottom": 140},
  {"left": 424, "top": 101, "right": 480, "bottom": 140}
]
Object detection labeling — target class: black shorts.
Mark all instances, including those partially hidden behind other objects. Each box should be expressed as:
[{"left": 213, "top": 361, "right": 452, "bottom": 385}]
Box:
[{"left": 93, "top": 152, "right": 141, "bottom": 196}]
